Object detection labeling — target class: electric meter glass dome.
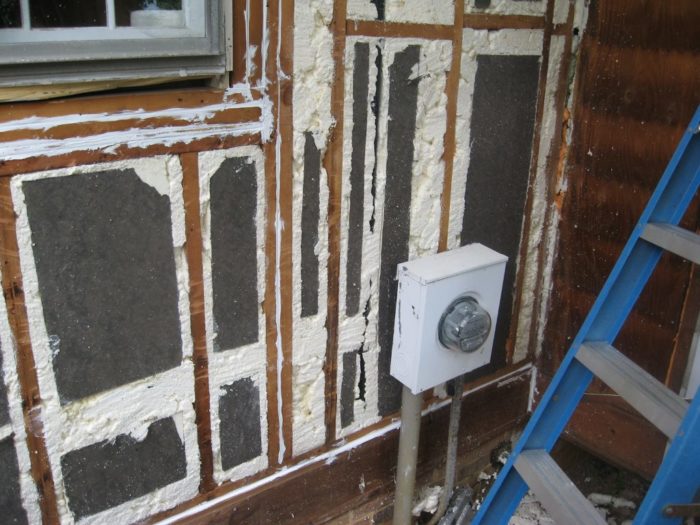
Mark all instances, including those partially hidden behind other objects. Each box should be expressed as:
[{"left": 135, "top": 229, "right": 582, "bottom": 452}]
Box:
[{"left": 438, "top": 296, "right": 492, "bottom": 353}]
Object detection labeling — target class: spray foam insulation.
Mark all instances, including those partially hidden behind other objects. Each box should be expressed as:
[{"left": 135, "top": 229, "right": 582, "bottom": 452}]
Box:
[
  {"left": 199, "top": 146, "right": 269, "bottom": 484},
  {"left": 291, "top": 0, "right": 333, "bottom": 456},
  {"left": 347, "top": 0, "right": 455, "bottom": 24},
  {"left": 12, "top": 157, "right": 200, "bottom": 524},
  {"left": 336, "top": 36, "right": 451, "bottom": 434}
]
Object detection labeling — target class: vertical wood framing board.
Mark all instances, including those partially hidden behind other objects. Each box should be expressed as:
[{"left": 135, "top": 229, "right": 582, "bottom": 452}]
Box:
[
  {"left": 447, "top": 29, "right": 544, "bottom": 374},
  {"left": 513, "top": 34, "right": 567, "bottom": 363},
  {"left": 231, "top": 0, "right": 265, "bottom": 91},
  {"left": 290, "top": 0, "right": 333, "bottom": 456},
  {"left": 0, "top": 273, "right": 41, "bottom": 524},
  {"left": 338, "top": 37, "right": 452, "bottom": 424},
  {"left": 11, "top": 158, "right": 200, "bottom": 524},
  {"left": 347, "top": 0, "right": 455, "bottom": 24},
  {"left": 198, "top": 147, "right": 269, "bottom": 484}
]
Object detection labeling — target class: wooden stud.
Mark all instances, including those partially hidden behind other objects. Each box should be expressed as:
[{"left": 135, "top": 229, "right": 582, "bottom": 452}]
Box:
[
  {"left": 248, "top": 0, "right": 265, "bottom": 89},
  {"left": 525, "top": 0, "right": 576, "bottom": 360},
  {"left": 261, "top": 0, "right": 294, "bottom": 465},
  {"left": 0, "top": 107, "right": 261, "bottom": 144},
  {"left": 0, "top": 88, "right": 259, "bottom": 125},
  {"left": 0, "top": 178, "right": 60, "bottom": 524},
  {"left": 346, "top": 20, "right": 453, "bottom": 40},
  {"left": 438, "top": 0, "right": 465, "bottom": 253},
  {"left": 505, "top": 0, "right": 556, "bottom": 364},
  {"left": 261, "top": 0, "right": 280, "bottom": 468},
  {"left": 462, "top": 14, "right": 546, "bottom": 30},
  {"left": 181, "top": 152, "right": 216, "bottom": 493},
  {"left": 0, "top": 134, "right": 259, "bottom": 178},
  {"left": 323, "top": 0, "right": 348, "bottom": 446},
  {"left": 231, "top": 0, "right": 249, "bottom": 86},
  {"left": 277, "top": 0, "right": 295, "bottom": 462}
]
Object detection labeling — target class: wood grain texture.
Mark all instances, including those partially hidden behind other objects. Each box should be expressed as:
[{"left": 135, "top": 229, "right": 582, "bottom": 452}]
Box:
[
  {"left": 181, "top": 152, "right": 216, "bottom": 493},
  {"left": 277, "top": 0, "right": 295, "bottom": 462},
  {"left": 540, "top": 0, "right": 700, "bottom": 476},
  {"left": 438, "top": 0, "right": 464, "bottom": 253},
  {"left": 0, "top": 88, "right": 259, "bottom": 125},
  {"left": 462, "top": 14, "right": 545, "bottom": 30},
  {"left": 524, "top": 0, "right": 576, "bottom": 360},
  {"left": 346, "top": 20, "right": 453, "bottom": 40},
  {"left": 506, "top": 0, "right": 556, "bottom": 364},
  {"left": 0, "top": 134, "right": 259, "bottom": 178},
  {"left": 162, "top": 373, "right": 529, "bottom": 525},
  {"left": 0, "top": 107, "right": 261, "bottom": 144},
  {"left": 323, "top": 0, "right": 348, "bottom": 445},
  {"left": 0, "top": 178, "right": 60, "bottom": 524}
]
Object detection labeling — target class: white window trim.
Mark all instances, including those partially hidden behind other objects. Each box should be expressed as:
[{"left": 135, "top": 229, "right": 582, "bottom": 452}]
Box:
[{"left": 0, "top": 0, "right": 226, "bottom": 88}]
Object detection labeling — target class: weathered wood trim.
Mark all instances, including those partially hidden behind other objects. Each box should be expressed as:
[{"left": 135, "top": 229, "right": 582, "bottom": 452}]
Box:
[
  {"left": 0, "top": 88, "right": 261, "bottom": 125},
  {"left": 462, "top": 14, "right": 546, "bottom": 30},
  {"left": 525, "top": 0, "right": 576, "bottom": 360},
  {"left": 438, "top": 0, "right": 465, "bottom": 252},
  {"left": 0, "top": 134, "right": 259, "bottom": 177},
  {"left": 0, "top": 107, "right": 262, "bottom": 144},
  {"left": 346, "top": 20, "right": 454, "bottom": 40},
  {"left": 0, "top": 178, "right": 60, "bottom": 524},
  {"left": 323, "top": 0, "right": 348, "bottom": 447},
  {"left": 506, "top": 0, "right": 557, "bottom": 364},
  {"left": 149, "top": 370, "right": 530, "bottom": 524},
  {"left": 181, "top": 152, "right": 216, "bottom": 493}
]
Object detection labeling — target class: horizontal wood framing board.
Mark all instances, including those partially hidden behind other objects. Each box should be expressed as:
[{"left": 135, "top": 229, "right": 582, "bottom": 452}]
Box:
[
  {"left": 462, "top": 14, "right": 545, "bottom": 30},
  {"left": 152, "top": 371, "right": 530, "bottom": 524},
  {"left": 0, "top": 107, "right": 262, "bottom": 144},
  {"left": 0, "top": 134, "right": 259, "bottom": 178},
  {"left": 0, "top": 88, "right": 262, "bottom": 125},
  {"left": 346, "top": 20, "right": 453, "bottom": 40}
]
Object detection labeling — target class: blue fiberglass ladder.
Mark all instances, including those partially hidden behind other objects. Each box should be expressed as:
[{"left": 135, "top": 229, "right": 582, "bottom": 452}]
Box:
[{"left": 470, "top": 106, "right": 700, "bottom": 525}]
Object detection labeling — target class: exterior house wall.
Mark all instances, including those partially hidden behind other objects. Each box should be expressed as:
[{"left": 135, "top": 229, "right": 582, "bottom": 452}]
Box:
[{"left": 0, "top": 0, "right": 606, "bottom": 523}]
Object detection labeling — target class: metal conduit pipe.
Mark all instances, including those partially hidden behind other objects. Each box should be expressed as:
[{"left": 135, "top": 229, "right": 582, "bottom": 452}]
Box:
[
  {"left": 393, "top": 385, "right": 423, "bottom": 525},
  {"left": 427, "top": 376, "right": 463, "bottom": 525}
]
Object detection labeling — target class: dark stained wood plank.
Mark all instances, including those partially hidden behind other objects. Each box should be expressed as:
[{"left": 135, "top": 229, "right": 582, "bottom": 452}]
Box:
[
  {"left": 586, "top": 0, "right": 700, "bottom": 54},
  {"left": 323, "top": 0, "right": 348, "bottom": 444},
  {"left": 346, "top": 20, "right": 453, "bottom": 40},
  {"left": 181, "top": 152, "right": 216, "bottom": 493},
  {"left": 159, "top": 372, "right": 530, "bottom": 525}
]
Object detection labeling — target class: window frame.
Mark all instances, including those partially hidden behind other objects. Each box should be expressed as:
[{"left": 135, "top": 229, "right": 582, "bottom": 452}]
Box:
[{"left": 0, "top": 0, "right": 226, "bottom": 88}]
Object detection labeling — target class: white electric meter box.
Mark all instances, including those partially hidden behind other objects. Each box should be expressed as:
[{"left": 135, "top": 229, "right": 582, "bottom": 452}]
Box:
[{"left": 390, "top": 243, "right": 507, "bottom": 394}]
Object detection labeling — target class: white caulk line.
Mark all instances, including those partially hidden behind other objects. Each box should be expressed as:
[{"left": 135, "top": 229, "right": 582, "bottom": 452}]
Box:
[
  {"left": 0, "top": 101, "right": 265, "bottom": 134},
  {"left": 275, "top": 0, "right": 286, "bottom": 465},
  {"left": 0, "top": 423, "right": 12, "bottom": 441},
  {"left": 245, "top": 0, "right": 252, "bottom": 80},
  {"left": 157, "top": 364, "right": 533, "bottom": 525},
  {"left": 0, "top": 121, "right": 263, "bottom": 161}
]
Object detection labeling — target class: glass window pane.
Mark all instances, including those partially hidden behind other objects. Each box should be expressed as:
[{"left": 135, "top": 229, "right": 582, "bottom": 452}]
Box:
[
  {"left": 30, "top": 0, "right": 107, "bottom": 28},
  {"left": 115, "top": 0, "right": 183, "bottom": 27},
  {"left": 0, "top": 0, "right": 21, "bottom": 28}
]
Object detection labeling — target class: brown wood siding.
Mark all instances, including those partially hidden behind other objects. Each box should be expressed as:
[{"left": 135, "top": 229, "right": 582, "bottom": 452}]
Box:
[{"left": 541, "top": 0, "right": 700, "bottom": 479}]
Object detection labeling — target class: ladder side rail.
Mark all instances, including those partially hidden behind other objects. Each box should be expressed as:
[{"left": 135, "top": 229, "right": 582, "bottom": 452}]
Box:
[
  {"left": 470, "top": 361, "right": 593, "bottom": 525},
  {"left": 471, "top": 108, "right": 700, "bottom": 525},
  {"left": 633, "top": 393, "right": 700, "bottom": 524}
]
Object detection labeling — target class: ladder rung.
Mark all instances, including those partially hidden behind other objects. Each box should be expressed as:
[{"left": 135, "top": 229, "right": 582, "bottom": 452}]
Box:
[
  {"left": 640, "top": 223, "right": 700, "bottom": 264},
  {"left": 514, "top": 450, "right": 606, "bottom": 525},
  {"left": 576, "top": 342, "right": 688, "bottom": 439}
]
